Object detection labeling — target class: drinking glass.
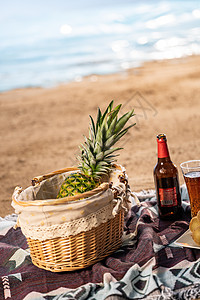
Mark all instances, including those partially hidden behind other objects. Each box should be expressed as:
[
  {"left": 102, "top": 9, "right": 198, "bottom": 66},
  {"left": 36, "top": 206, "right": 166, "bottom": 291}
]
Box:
[{"left": 180, "top": 160, "right": 200, "bottom": 218}]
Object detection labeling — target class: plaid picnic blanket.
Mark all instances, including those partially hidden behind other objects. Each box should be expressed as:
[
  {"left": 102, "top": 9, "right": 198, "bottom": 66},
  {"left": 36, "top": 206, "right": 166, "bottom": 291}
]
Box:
[{"left": 0, "top": 186, "right": 200, "bottom": 300}]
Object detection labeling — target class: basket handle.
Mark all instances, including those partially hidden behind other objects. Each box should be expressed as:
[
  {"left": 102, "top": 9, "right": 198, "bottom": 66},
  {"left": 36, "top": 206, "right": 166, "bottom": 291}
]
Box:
[
  {"left": 32, "top": 164, "right": 124, "bottom": 186},
  {"left": 32, "top": 167, "right": 79, "bottom": 186}
]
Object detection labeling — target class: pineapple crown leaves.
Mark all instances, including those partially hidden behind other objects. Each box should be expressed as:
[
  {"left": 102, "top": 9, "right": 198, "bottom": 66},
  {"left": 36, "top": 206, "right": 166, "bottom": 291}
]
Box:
[{"left": 78, "top": 100, "right": 136, "bottom": 180}]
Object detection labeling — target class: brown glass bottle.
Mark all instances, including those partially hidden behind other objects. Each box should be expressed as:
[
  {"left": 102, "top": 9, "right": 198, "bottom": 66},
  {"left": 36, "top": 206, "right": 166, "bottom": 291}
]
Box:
[{"left": 154, "top": 134, "right": 182, "bottom": 220}]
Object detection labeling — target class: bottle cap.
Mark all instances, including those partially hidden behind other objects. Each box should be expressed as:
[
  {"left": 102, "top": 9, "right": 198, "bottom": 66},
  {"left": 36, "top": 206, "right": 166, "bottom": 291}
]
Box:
[{"left": 157, "top": 133, "right": 167, "bottom": 142}]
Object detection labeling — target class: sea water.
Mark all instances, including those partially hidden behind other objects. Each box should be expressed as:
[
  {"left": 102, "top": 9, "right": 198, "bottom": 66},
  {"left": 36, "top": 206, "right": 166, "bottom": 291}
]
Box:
[{"left": 0, "top": 0, "right": 200, "bottom": 92}]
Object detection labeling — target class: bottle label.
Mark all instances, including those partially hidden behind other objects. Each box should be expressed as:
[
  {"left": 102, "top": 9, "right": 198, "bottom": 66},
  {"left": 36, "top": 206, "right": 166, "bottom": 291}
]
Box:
[{"left": 159, "top": 187, "right": 178, "bottom": 207}]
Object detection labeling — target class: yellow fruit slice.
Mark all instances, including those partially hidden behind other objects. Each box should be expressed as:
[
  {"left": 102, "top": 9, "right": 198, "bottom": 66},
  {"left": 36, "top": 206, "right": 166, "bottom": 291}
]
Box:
[
  {"left": 192, "top": 226, "right": 200, "bottom": 246},
  {"left": 189, "top": 216, "right": 200, "bottom": 232}
]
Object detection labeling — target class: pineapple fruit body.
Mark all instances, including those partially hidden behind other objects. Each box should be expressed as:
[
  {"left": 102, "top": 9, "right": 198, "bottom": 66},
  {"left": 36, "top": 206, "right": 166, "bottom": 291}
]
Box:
[{"left": 57, "top": 172, "right": 99, "bottom": 198}]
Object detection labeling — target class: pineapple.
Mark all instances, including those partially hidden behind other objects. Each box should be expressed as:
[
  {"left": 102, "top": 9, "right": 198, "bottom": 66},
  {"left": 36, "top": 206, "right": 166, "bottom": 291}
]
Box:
[{"left": 57, "top": 100, "right": 135, "bottom": 198}]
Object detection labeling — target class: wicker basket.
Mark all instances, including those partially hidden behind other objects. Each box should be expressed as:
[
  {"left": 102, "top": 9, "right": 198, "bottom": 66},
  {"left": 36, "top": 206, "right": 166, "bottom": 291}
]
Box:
[{"left": 12, "top": 166, "right": 127, "bottom": 272}]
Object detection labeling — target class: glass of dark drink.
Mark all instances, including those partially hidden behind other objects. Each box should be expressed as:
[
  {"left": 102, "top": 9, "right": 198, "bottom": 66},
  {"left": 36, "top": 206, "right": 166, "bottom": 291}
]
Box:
[{"left": 180, "top": 160, "right": 200, "bottom": 218}]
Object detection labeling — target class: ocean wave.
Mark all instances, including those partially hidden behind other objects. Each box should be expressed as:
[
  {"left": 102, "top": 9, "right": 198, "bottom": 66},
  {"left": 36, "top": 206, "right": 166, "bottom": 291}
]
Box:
[{"left": 0, "top": 0, "right": 200, "bottom": 91}]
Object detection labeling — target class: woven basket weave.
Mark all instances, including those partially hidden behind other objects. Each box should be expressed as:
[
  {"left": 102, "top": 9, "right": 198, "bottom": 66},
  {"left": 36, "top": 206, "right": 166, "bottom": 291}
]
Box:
[
  {"left": 27, "top": 210, "right": 124, "bottom": 272},
  {"left": 12, "top": 166, "right": 127, "bottom": 272}
]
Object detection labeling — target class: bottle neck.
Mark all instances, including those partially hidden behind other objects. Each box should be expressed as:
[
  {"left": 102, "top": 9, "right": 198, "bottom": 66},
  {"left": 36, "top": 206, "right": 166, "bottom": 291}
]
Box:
[{"left": 157, "top": 140, "right": 170, "bottom": 160}]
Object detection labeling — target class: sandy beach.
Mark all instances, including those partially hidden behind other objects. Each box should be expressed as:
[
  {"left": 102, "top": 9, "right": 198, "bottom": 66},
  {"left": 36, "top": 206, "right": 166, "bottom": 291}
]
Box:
[{"left": 1, "top": 55, "right": 200, "bottom": 217}]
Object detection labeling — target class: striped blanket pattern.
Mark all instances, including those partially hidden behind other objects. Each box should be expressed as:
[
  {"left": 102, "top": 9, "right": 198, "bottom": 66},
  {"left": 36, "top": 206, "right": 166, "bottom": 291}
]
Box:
[{"left": 0, "top": 186, "right": 200, "bottom": 300}]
